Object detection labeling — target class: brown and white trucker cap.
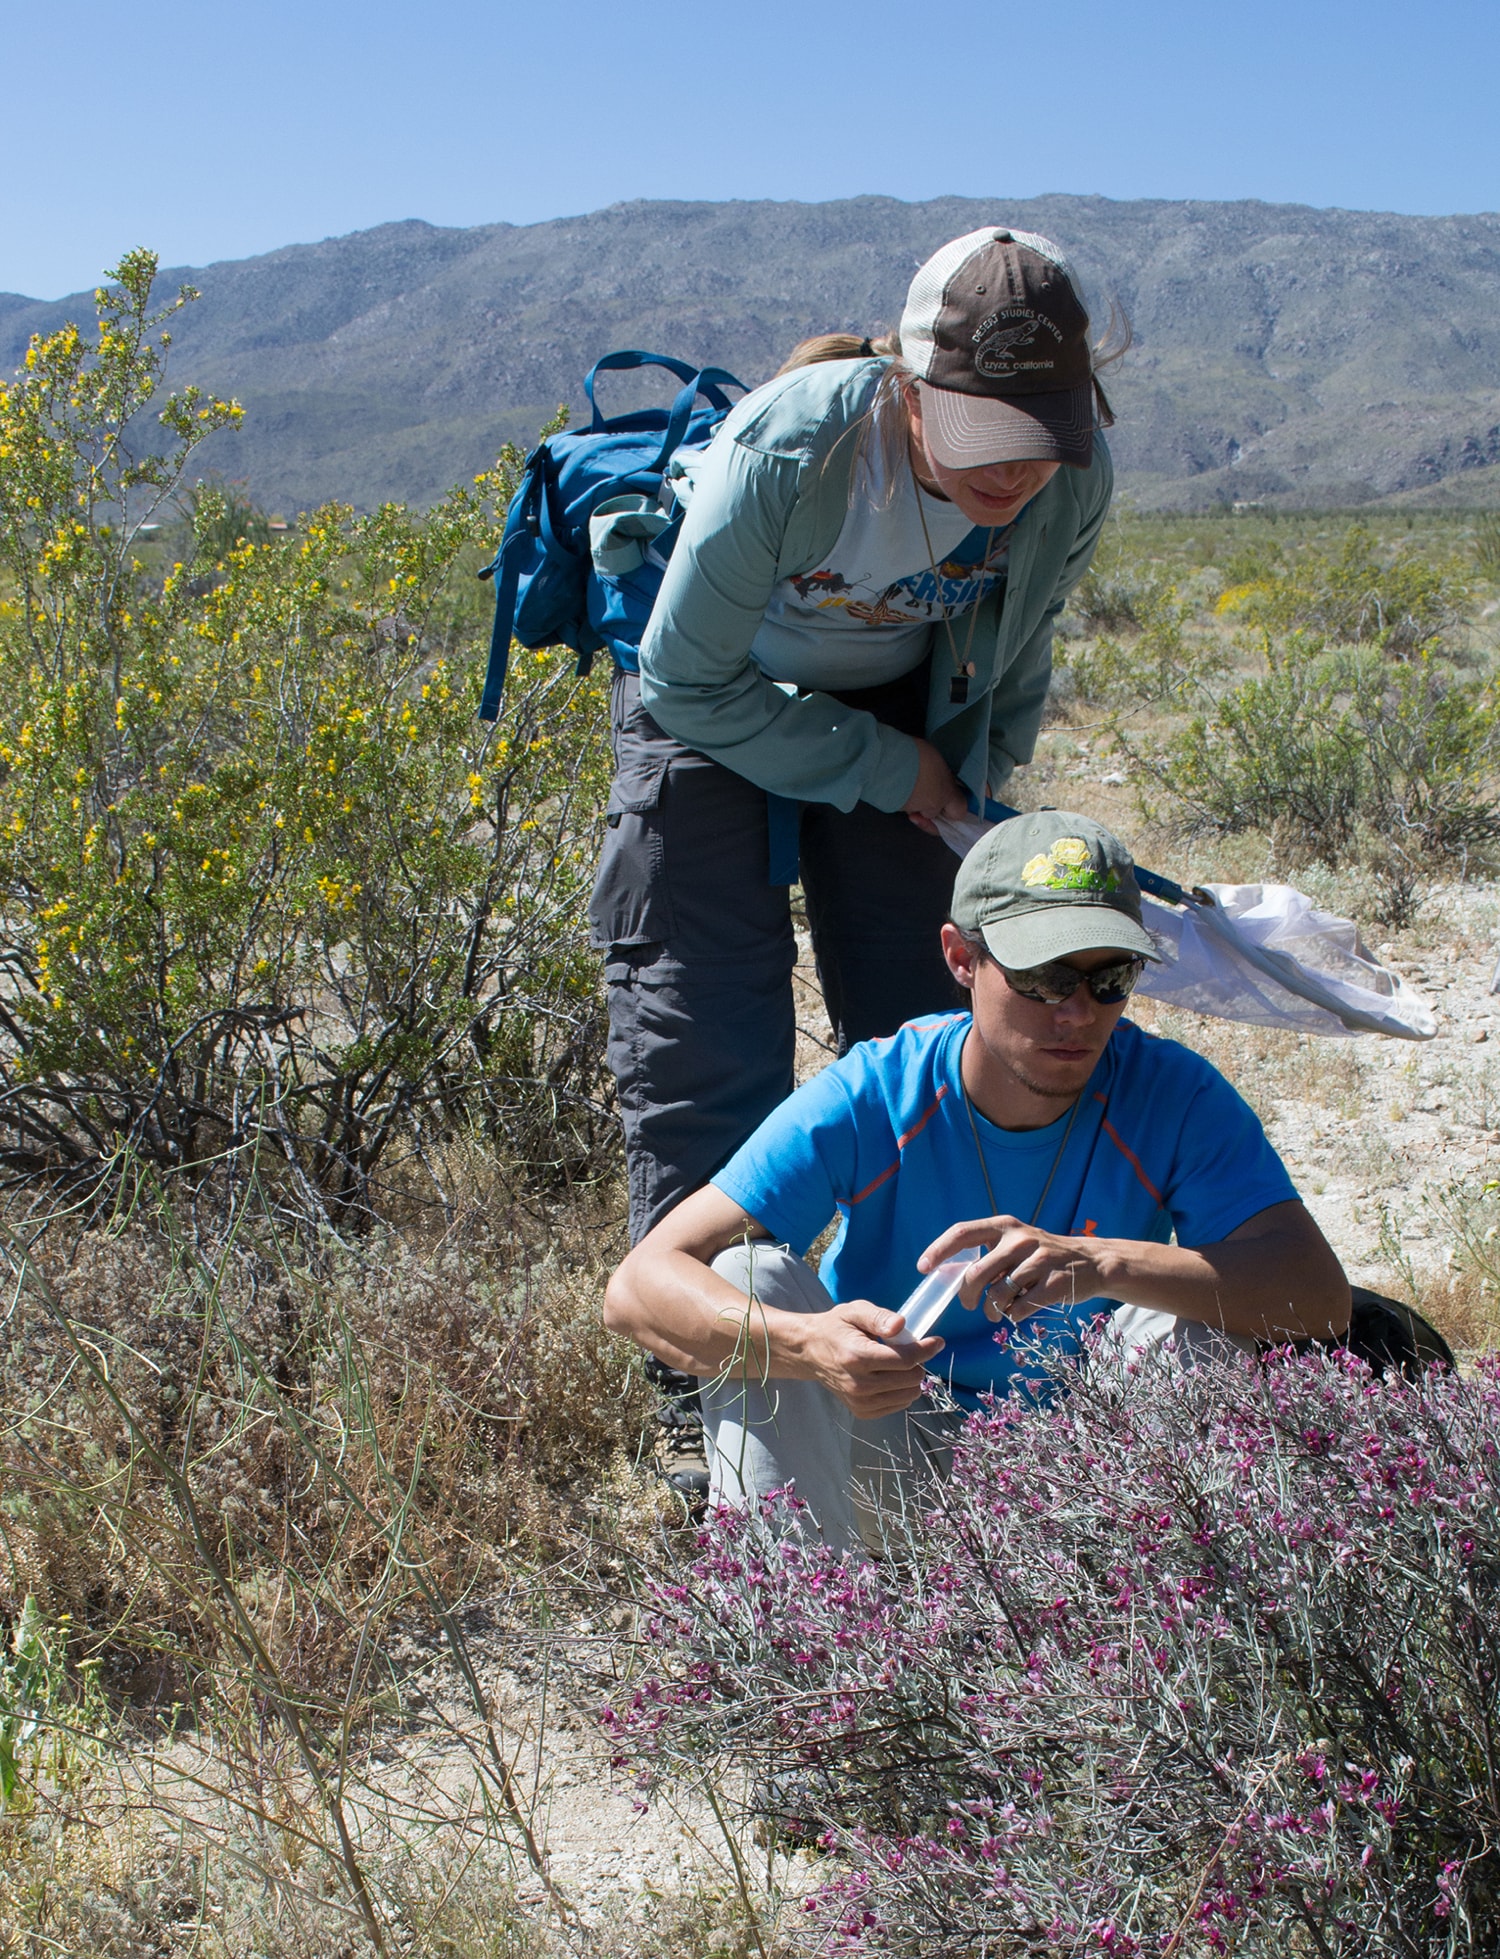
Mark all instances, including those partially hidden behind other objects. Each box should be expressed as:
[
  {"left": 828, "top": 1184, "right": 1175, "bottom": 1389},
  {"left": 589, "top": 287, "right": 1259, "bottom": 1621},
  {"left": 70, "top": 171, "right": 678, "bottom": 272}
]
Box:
[{"left": 900, "top": 227, "right": 1095, "bottom": 471}]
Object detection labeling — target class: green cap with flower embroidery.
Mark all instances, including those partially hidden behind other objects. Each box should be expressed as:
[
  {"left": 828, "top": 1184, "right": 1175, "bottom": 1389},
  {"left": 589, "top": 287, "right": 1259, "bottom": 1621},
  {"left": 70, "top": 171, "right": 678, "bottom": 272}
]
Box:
[{"left": 951, "top": 810, "right": 1161, "bottom": 967}]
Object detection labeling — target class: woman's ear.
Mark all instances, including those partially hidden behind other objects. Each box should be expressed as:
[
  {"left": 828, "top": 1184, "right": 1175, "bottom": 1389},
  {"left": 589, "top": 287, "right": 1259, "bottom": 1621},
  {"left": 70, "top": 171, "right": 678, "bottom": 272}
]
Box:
[
  {"left": 903, "top": 378, "right": 924, "bottom": 448},
  {"left": 904, "top": 381, "right": 941, "bottom": 496},
  {"left": 940, "top": 921, "right": 978, "bottom": 991}
]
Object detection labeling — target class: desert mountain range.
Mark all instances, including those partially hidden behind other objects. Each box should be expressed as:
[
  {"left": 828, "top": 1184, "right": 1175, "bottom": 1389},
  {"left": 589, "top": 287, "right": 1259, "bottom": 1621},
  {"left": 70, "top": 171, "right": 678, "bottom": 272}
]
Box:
[{"left": 4, "top": 194, "right": 1499, "bottom": 513}]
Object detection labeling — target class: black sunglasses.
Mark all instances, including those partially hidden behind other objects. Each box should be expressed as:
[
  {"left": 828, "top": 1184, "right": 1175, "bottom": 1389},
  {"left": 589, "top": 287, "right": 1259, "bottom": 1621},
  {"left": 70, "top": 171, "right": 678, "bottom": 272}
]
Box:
[{"left": 997, "top": 955, "right": 1147, "bottom": 1006}]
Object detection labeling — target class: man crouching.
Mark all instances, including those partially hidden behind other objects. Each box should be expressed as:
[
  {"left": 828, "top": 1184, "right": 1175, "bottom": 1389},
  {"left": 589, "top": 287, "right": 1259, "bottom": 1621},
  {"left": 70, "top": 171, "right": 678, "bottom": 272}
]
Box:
[{"left": 604, "top": 811, "right": 1350, "bottom": 1551}]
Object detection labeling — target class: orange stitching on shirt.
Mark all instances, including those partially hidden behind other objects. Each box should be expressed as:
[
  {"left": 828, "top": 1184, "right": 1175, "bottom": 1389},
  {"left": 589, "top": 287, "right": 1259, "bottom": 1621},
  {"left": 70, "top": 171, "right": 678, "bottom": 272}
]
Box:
[
  {"left": 848, "top": 1158, "right": 900, "bottom": 1206},
  {"left": 865, "top": 1012, "right": 968, "bottom": 1051},
  {"left": 1093, "top": 1091, "right": 1163, "bottom": 1205},
  {"left": 849, "top": 1084, "right": 950, "bottom": 1205}
]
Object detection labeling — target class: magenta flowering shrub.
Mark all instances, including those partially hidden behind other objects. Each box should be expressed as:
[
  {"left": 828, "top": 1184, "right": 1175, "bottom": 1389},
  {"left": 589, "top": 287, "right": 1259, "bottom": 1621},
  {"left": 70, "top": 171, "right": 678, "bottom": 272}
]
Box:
[{"left": 608, "top": 1348, "right": 1500, "bottom": 1956}]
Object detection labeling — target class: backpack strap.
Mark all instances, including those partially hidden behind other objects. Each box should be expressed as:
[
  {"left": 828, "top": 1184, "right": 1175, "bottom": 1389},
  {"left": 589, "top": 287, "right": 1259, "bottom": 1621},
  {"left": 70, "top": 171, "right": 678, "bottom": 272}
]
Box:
[
  {"left": 646, "top": 367, "right": 746, "bottom": 477},
  {"left": 584, "top": 360, "right": 748, "bottom": 487},
  {"left": 584, "top": 351, "right": 742, "bottom": 430},
  {"left": 477, "top": 529, "right": 525, "bottom": 722},
  {"left": 534, "top": 466, "right": 598, "bottom": 678},
  {"left": 478, "top": 451, "right": 549, "bottom": 722}
]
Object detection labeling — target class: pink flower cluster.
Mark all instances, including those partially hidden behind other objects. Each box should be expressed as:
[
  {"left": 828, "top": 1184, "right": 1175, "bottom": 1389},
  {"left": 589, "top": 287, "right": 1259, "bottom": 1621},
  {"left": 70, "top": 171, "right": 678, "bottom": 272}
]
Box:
[{"left": 607, "top": 1344, "right": 1500, "bottom": 1955}]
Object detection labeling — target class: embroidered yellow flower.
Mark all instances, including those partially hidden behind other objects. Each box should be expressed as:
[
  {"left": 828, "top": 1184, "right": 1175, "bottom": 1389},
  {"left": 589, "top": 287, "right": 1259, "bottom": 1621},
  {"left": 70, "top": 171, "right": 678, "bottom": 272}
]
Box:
[
  {"left": 1021, "top": 838, "right": 1118, "bottom": 895},
  {"left": 1022, "top": 852, "right": 1055, "bottom": 887}
]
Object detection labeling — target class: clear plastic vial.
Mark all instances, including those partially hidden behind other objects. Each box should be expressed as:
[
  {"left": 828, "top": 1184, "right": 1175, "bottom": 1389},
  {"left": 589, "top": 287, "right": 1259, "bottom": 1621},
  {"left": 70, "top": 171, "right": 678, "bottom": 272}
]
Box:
[{"left": 885, "top": 1244, "right": 984, "bottom": 1352}]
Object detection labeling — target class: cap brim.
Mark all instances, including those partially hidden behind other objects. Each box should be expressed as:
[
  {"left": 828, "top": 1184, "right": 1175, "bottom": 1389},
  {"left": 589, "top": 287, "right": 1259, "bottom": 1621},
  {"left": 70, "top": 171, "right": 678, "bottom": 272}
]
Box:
[
  {"left": 979, "top": 905, "right": 1162, "bottom": 968},
  {"left": 916, "top": 379, "right": 1094, "bottom": 470}
]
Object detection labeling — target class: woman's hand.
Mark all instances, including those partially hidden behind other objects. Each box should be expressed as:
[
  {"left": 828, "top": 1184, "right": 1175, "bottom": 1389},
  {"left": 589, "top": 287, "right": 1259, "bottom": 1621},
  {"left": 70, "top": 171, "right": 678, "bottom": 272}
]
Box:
[{"left": 903, "top": 739, "right": 969, "bottom": 835}]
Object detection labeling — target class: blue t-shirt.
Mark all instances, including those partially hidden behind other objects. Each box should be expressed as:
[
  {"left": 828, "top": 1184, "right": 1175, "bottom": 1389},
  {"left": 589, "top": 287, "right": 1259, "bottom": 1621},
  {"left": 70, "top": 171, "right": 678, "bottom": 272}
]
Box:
[{"left": 712, "top": 1013, "right": 1298, "bottom": 1407}]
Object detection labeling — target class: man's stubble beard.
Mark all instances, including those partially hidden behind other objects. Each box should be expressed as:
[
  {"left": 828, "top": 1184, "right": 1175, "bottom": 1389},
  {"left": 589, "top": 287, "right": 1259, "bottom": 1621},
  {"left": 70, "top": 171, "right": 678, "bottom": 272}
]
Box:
[{"left": 997, "top": 1046, "right": 1097, "bottom": 1108}]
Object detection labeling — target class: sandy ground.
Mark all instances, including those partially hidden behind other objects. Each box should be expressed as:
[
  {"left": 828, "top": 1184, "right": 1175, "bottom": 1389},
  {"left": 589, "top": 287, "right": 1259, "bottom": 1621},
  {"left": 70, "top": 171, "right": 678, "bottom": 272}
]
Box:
[{"left": 347, "top": 1624, "right": 788, "bottom": 1935}]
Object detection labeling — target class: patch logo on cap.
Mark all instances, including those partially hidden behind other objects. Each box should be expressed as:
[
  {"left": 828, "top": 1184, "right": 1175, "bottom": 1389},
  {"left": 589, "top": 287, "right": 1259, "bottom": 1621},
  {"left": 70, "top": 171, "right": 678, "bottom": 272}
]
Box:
[
  {"left": 1021, "top": 837, "right": 1119, "bottom": 894},
  {"left": 973, "top": 308, "right": 1063, "bottom": 379}
]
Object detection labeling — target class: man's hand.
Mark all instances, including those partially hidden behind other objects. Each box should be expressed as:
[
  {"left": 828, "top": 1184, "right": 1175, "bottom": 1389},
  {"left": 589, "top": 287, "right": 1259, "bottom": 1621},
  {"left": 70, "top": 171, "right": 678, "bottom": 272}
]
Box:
[
  {"left": 921, "top": 1216, "right": 1106, "bottom": 1321},
  {"left": 903, "top": 738, "right": 969, "bottom": 836},
  {"left": 603, "top": 1185, "right": 952, "bottom": 1405},
  {"left": 797, "top": 1301, "right": 945, "bottom": 1418},
  {"left": 918, "top": 1200, "right": 1351, "bottom": 1343}
]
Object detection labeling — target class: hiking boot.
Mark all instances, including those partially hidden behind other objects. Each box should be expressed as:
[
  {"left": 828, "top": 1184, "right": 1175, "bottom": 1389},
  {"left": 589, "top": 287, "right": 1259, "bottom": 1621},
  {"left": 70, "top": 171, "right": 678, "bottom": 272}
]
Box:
[{"left": 643, "top": 1354, "right": 710, "bottom": 1505}]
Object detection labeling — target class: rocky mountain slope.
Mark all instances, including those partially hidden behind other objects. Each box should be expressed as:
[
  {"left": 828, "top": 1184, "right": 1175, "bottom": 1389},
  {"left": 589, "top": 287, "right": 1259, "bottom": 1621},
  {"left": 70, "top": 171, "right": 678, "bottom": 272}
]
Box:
[{"left": 4, "top": 194, "right": 1499, "bottom": 512}]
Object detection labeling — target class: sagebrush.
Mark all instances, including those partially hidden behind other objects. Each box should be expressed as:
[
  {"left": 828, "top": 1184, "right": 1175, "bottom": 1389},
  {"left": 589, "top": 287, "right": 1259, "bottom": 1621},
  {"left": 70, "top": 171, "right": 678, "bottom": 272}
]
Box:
[{"left": 1214, "top": 522, "right": 1465, "bottom": 656}]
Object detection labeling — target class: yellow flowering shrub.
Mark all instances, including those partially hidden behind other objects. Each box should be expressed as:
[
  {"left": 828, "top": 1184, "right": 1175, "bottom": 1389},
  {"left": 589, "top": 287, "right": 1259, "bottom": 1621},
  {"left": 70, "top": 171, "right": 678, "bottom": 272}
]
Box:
[{"left": 0, "top": 254, "right": 611, "bottom": 1215}]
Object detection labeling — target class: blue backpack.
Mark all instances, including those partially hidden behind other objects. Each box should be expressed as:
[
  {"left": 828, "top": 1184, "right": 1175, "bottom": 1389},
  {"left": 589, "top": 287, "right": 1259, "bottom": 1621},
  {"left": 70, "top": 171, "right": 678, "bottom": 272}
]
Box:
[{"left": 477, "top": 350, "right": 747, "bottom": 722}]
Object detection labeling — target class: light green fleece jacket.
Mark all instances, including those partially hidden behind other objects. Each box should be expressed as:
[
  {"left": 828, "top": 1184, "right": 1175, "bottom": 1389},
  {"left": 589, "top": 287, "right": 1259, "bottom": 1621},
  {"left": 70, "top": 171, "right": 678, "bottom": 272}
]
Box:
[{"left": 638, "top": 357, "right": 1113, "bottom": 812}]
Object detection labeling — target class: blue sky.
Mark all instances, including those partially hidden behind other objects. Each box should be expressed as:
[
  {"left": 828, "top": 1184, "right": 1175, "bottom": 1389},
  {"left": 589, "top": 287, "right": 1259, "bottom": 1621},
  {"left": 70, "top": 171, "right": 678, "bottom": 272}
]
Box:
[{"left": 4, "top": 0, "right": 1498, "bottom": 300}]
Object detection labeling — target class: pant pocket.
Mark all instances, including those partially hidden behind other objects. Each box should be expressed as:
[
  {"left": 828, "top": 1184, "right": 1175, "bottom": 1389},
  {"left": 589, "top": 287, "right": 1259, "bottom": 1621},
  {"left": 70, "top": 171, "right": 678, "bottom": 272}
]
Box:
[
  {"left": 592, "top": 670, "right": 681, "bottom": 951},
  {"left": 606, "top": 666, "right": 678, "bottom": 816},
  {"left": 590, "top": 800, "right": 674, "bottom": 952}
]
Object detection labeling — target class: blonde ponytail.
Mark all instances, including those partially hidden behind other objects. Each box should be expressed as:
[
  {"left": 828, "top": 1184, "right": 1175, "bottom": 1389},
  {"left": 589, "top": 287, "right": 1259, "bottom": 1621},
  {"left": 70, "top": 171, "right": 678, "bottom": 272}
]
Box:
[{"left": 775, "top": 331, "right": 901, "bottom": 377}]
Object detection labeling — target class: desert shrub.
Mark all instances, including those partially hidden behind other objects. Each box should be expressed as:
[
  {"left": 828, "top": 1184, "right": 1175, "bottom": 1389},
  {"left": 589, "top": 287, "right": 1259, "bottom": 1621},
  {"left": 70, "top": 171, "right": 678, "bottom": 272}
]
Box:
[
  {"left": 174, "top": 475, "right": 279, "bottom": 561},
  {"left": 1219, "top": 535, "right": 1289, "bottom": 588},
  {"left": 1426, "top": 1175, "right": 1500, "bottom": 1350},
  {"left": 613, "top": 1346, "right": 1500, "bottom": 1957},
  {"left": 1474, "top": 514, "right": 1500, "bottom": 584},
  {"left": 0, "top": 1596, "right": 109, "bottom": 1812},
  {"left": 0, "top": 1177, "right": 647, "bottom": 1654},
  {"left": 0, "top": 1596, "right": 119, "bottom": 1945},
  {"left": 1123, "top": 634, "right": 1500, "bottom": 920},
  {"left": 0, "top": 251, "right": 612, "bottom": 1220},
  {"left": 1215, "top": 523, "right": 1465, "bottom": 656},
  {"left": 1056, "top": 579, "right": 1230, "bottom": 711},
  {"left": 6, "top": 1846, "right": 801, "bottom": 1958},
  {"left": 1067, "top": 555, "right": 1165, "bottom": 635}
]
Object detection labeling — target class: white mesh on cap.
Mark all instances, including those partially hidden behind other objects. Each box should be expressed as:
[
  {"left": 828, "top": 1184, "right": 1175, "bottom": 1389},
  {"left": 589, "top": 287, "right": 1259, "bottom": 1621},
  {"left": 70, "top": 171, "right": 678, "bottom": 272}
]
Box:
[
  {"left": 900, "top": 226, "right": 1084, "bottom": 381},
  {"left": 901, "top": 228, "right": 1000, "bottom": 381}
]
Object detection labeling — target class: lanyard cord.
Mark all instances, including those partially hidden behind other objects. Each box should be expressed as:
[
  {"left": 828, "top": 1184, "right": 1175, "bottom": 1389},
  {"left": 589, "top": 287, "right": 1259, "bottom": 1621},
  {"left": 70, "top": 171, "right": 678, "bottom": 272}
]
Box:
[
  {"left": 962, "top": 1078, "right": 1082, "bottom": 1232},
  {"left": 914, "top": 491, "right": 999, "bottom": 690}
]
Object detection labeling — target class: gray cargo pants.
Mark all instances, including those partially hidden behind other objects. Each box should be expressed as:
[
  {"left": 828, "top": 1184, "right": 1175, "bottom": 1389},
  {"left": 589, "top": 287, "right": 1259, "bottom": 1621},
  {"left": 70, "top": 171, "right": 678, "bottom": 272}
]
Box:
[{"left": 589, "top": 668, "right": 961, "bottom": 1244}]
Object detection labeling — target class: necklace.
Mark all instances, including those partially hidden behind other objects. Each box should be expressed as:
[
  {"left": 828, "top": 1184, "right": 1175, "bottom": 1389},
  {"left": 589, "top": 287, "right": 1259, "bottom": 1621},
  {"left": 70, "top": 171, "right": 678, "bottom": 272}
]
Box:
[
  {"left": 962, "top": 1079, "right": 1082, "bottom": 1319},
  {"left": 914, "top": 490, "right": 1001, "bottom": 707}
]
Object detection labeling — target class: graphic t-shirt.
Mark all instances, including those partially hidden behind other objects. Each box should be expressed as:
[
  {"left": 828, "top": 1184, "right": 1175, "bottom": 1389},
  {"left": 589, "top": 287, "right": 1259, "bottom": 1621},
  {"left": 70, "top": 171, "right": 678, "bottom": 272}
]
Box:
[
  {"left": 749, "top": 453, "right": 1011, "bottom": 690},
  {"left": 712, "top": 1014, "right": 1298, "bottom": 1407}
]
